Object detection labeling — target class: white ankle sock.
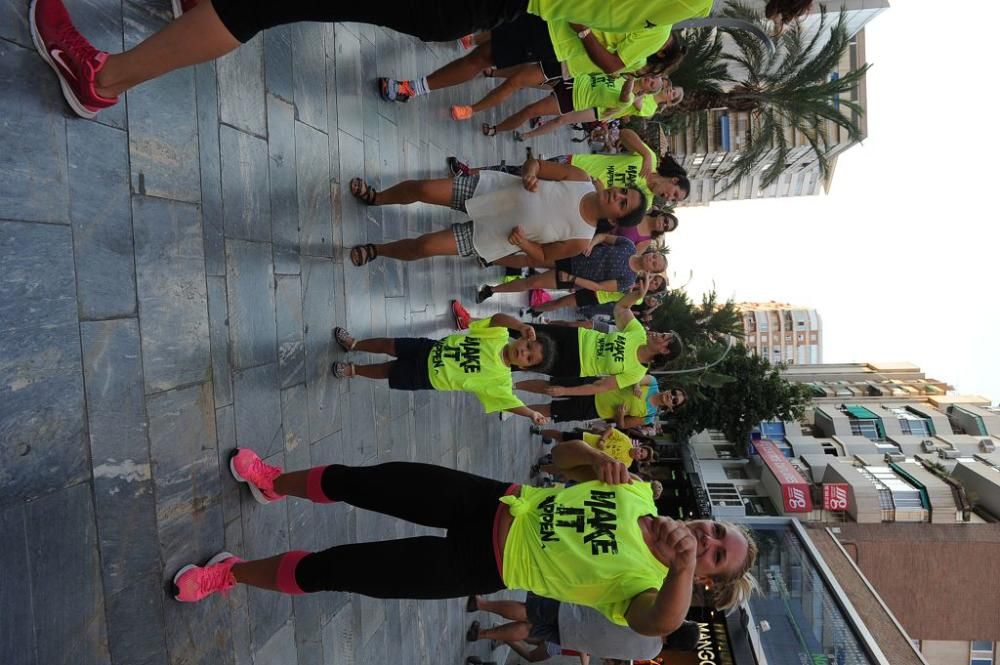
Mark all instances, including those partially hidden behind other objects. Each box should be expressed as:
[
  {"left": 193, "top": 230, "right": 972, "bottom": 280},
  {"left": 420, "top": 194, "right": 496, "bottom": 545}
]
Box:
[{"left": 411, "top": 76, "right": 430, "bottom": 96}]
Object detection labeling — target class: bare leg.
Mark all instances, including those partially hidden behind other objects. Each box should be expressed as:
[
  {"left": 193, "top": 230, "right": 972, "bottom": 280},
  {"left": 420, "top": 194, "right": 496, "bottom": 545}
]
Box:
[
  {"left": 466, "top": 64, "right": 547, "bottom": 115},
  {"left": 490, "top": 271, "right": 557, "bottom": 294},
  {"left": 478, "top": 622, "right": 532, "bottom": 643},
  {"left": 374, "top": 178, "right": 454, "bottom": 207},
  {"left": 494, "top": 97, "right": 562, "bottom": 134},
  {"left": 374, "top": 229, "right": 458, "bottom": 262},
  {"left": 477, "top": 598, "right": 529, "bottom": 622},
  {"left": 352, "top": 362, "right": 394, "bottom": 380},
  {"left": 515, "top": 380, "right": 553, "bottom": 395},
  {"left": 425, "top": 43, "right": 495, "bottom": 90},
  {"left": 492, "top": 255, "right": 554, "bottom": 269},
  {"left": 521, "top": 110, "right": 596, "bottom": 140},
  {"left": 533, "top": 292, "right": 580, "bottom": 313},
  {"left": 94, "top": 1, "right": 239, "bottom": 97},
  {"left": 231, "top": 555, "right": 283, "bottom": 592},
  {"left": 508, "top": 641, "right": 552, "bottom": 663},
  {"left": 353, "top": 338, "right": 397, "bottom": 355}
]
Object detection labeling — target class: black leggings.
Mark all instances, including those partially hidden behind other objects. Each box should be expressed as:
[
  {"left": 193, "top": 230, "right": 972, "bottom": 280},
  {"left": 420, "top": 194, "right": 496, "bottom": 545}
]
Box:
[
  {"left": 294, "top": 462, "right": 510, "bottom": 598},
  {"left": 211, "top": 0, "right": 528, "bottom": 43}
]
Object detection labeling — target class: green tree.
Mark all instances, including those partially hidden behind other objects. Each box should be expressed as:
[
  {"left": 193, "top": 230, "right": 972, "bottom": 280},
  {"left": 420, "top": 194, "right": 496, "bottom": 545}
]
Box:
[
  {"left": 646, "top": 289, "right": 744, "bottom": 350},
  {"left": 661, "top": 3, "right": 870, "bottom": 192},
  {"left": 662, "top": 344, "right": 812, "bottom": 444}
]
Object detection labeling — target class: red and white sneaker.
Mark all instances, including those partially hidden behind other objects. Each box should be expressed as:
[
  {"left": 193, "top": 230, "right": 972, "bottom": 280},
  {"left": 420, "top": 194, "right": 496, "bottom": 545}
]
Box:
[
  {"left": 173, "top": 552, "right": 242, "bottom": 602},
  {"left": 29, "top": 0, "right": 118, "bottom": 118},
  {"left": 451, "top": 299, "right": 471, "bottom": 330},
  {"left": 170, "top": 0, "right": 200, "bottom": 19},
  {"left": 229, "top": 448, "right": 284, "bottom": 504},
  {"left": 459, "top": 34, "right": 475, "bottom": 50}
]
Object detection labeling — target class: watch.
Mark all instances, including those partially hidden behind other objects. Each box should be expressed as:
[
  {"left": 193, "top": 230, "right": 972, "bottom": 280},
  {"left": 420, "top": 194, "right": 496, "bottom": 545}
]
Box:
[{"left": 578, "top": 28, "right": 592, "bottom": 39}]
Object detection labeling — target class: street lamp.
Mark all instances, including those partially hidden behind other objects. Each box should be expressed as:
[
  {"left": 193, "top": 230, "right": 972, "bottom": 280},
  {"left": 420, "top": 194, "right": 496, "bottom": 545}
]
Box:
[{"left": 652, "top": 335, "right": 736, "bottom": 377}]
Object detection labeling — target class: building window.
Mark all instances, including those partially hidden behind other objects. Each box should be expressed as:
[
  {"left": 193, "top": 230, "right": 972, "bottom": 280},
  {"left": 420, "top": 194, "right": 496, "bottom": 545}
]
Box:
[
  {"left": 971, "top": 641, "right": 994, "bottom": 665},
  {"left": 840, "top": 405, "right": 886, "bottom": 441},
  {"left": 724, "top": 466, "right": 749, "bottom": 480},
  {"left": 887, "top": 406, "right": 935, "bottom": 436},
  {"left": 714, "top": 445, "right": 737, "bottom": 459}
]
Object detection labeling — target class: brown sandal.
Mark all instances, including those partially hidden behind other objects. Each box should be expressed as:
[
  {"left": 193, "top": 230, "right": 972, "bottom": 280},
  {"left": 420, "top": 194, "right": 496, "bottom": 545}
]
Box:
[
  {"left": 333, "top": 326, "right": 356, "bottom": 352},
  {"left": 331, "top": 362, "right": 355, "bottom": 378},
  {"left": 350, "top": 244, "right": 378, "bottom": 266},
  {"left": 349, "top": 177, "right": 377, "bottom": 205}
]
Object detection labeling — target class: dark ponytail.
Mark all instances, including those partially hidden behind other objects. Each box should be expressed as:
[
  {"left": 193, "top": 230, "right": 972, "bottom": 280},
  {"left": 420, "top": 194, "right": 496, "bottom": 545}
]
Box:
[{"left": 656, "top": 155, "right": 690, "bottom": 200}]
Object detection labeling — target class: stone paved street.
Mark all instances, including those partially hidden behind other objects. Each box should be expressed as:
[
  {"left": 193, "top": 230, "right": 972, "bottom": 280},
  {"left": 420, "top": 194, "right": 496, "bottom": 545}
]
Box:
[{"left": 0, "top": 4, "right": 577, "bottom": 663}]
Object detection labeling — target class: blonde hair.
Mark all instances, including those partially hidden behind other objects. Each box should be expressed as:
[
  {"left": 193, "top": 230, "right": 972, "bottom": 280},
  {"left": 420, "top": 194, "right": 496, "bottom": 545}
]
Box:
[
  {"left": 709, "top": 522, "right": 760, "bottom": 610},
  {"left": 663, "top": 86, "right": 684, "bottom": 107},
  {"left": 650, "top": 480, "right": 664, "bottom": 499}
]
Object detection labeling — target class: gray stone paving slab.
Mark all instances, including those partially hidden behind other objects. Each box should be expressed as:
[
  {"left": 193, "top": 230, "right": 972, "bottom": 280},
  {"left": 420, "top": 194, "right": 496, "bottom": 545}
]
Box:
[
  {"left": 276, "top": 274, "right": 306, "bottom": 388},
  {"left": 233, "top": 363, "right": 284, "bottom": 459},
  {"left": 296, "top": 121, "right": 334, "bottom": 257},
  {"left": 225, "top": 238, "right": 277, "bottom": 369},
  {"left": 264, "top": 25, "right": 294, "bottom": 104},
  {"left": 301, "top": 256, "right": 339, "bottom": 443},
  {"left": 334, "top": 25, "right": 363, "bottom": 141},
  {"left": 292, "top": 23, "right": 328, "bottom": 133},
  {"left": 217, "top": 34, "right": 267, "bottom": 138},
  {"left": 27, "top": 483, "right": 111, "bottom": 665},
  {"left": 207, "top": 275, "right": 234, "bottom": 408},
  {"left": 220, "top": 125, "right": 272, "bottom": 242},
  {"left": 133, "top": 195, "right": 211, "bottom": 393},
  {"left": 0, "top": 503, "right": 35, "bottom": 665},
  {"left": 68, "top": 121, "right": 137, "bottom": 320},
  {"left": 195, "top": 60, "right": 227, "bottom": 277},
  {"left": 267, "top": 95, "right": 300, "bottom": 275},
  {"left": 0, "top": 43, "right": 68, "bottom": 224}
]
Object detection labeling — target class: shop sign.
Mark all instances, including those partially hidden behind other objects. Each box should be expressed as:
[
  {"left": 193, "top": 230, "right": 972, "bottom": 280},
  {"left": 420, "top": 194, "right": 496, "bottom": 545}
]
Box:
[
  {"left": 754, "top": 440, "right": 813, "bottom": 513},
  {"left": 823, "top": 483, "right": 850, "bottom": 511}
]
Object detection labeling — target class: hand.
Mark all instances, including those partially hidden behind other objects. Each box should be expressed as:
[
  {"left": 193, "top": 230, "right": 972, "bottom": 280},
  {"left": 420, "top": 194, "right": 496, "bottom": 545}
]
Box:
[
  {"left": 632, "top": 384, "right": 643, "bottom": 397},
  {"left": 508, "top": 225, "right": 526, "bottom": 247},
  {"left": 583, "top": 244, "right": 594, "bottom": 257},
  {"left": 647, "top": 517, "right": 697, "bottom": 569},
  {"left": 544, "top": 385, "right": 566, "bottom": 397},
  {"left": 596, "top": 439, "right": 606, "bottom": 450},
  {"left": 592, "top": 452, "right": 631, "bottom": 485},
  {"left": 522, "top": 172, "right": 539, "bottom": 192},
  {"left": 640, "top": 154, "right": 653, "bottom": 179},
  {"left": 617, "top": 403, "right": 629, "bottom": 417},
  {"left": 531, "top": 411, "right": 550, "bottom": 426},
  {"left": 520, "top": 324, "right": 536, "bottom": 341}
]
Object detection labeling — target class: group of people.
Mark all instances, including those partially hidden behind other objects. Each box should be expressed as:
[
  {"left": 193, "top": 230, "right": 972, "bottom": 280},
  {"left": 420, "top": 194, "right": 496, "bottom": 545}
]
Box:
[{"left": 29, "top": 0, "right": 815, "bottom": 661}]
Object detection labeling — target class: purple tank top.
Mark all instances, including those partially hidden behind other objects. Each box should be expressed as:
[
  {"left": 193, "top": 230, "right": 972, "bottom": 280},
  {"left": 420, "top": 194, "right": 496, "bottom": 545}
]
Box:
[{"left": 613, "top": 225, "right": 651, "bottom": 244}]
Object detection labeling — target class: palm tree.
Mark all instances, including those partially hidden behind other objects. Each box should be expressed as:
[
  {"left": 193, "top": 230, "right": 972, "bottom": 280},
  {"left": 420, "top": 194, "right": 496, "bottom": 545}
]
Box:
[
  {"left": 646, "top": 289, "right": 744, "bottom": 350},
  {"left": 660, "top": 3, "right": 870, "bottom": 192}
]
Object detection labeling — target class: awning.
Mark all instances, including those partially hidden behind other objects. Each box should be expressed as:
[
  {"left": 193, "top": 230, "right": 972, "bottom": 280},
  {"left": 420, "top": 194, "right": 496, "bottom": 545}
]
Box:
[{"left": 754, "top": 440, "right": 813, "bottom": 513}]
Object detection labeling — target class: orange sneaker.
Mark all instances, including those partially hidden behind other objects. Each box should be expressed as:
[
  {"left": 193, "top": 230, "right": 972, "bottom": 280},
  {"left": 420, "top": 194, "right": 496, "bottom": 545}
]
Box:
[
  {"left": 459, "top": 34, "right": 474, "bottom": 50},
  {"left": 451, "top": 300, "right": 471, "bottom": 330},
  {"left": 451, "top": 105, "right": 474, "bottom": 121}
]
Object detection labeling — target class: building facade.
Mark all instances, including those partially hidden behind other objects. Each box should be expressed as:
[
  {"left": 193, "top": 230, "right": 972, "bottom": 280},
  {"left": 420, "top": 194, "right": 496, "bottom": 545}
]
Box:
[
  {"left": 667, "top": 1, "right": 889, "bottom": 205},
  {"left": 674, "top": 361, "right": 1000, "bottom": 665},
  {"left": 737, "top": 301, "right": 822, "bottom": 365}
]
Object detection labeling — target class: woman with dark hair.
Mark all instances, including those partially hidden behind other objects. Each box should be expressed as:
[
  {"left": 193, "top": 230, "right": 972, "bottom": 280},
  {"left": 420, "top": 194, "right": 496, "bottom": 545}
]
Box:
[
  {"left": 514, "top": 278, "right": 685, "bottom": 397},
  {"left": 605, "top": 208, "right": 677, "bottom": 254},
  {"left": 347, "top": 157, "right": 646, "bottom": 268},
  {"left": 476, "top": 239, "right": 667, "bottom": 304},
  {"left": 329, "top": 314, "right": 552, "bottom": 424},
  {"left": 527, "top": 378, "right": 686, "bottom": 430}
]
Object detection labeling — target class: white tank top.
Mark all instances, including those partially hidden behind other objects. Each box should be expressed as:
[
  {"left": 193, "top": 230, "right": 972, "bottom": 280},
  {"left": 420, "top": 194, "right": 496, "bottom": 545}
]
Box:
[{"left": 464, "top": 172, "right": 597, "bottom": 263}]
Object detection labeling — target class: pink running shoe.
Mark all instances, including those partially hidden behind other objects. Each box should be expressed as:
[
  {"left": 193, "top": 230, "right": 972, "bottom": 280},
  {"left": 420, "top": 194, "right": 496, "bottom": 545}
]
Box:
[
  {"left": 529, "top": 289, "right": 552, "bottom": 307},
  {"left": 451, "top": 105, "right": 474, "bottom": 121},
  {"left": 170, "top": 0, "right": 200, "bottom": 19},
  {"left": 173, "top": 551, "right": 241, "bottom": 602},
  {"left": 459, "top": 34, "right": 474, "bottom": 50},
  {"left": 229, "top": 448, "right": 284, "bottom": 504},
  {"left": 29, "top": 0, "right": 118, "bottom": 118}
]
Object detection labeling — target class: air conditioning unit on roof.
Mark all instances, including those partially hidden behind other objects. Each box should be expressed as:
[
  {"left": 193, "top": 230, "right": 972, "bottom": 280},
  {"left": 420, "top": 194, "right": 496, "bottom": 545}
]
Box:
[
  {"left": 939, "top": 449, "right": 962, "bottom": 460},
  {"left": 921, "top": 440, "right": 939, "bottom": 453},
  {"left": 884, "top": 452, "right": 905, "bottom": 463},
  {"left": 980, "top": 439, "right": 996, "bottom": 453}
]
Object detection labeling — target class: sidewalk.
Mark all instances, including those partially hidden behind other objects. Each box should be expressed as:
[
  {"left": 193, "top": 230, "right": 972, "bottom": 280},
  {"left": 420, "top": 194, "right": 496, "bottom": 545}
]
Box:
[{"left": 0, "top": 9, "right": 574, "bottom": 665}]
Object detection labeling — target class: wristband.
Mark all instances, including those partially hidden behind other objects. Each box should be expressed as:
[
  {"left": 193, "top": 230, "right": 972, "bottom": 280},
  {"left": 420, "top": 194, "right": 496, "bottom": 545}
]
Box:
[{"left": 578, "top": 28, "right": 592, "bottom": 39}]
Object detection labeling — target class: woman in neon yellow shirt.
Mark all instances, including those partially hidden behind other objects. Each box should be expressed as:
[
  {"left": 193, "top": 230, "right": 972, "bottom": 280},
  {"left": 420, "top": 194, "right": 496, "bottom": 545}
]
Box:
[
  {"left": 330, "top": 314, "right": 552, "bottom": 424},
  {"left": 515, "top": 278, "right": 684, "bottom": 397},
  {"left": 173, "top": 440, "right": 758, "bottom": 638},
  {"left": 482, "top": 73, "right": 664, "bottom": 138}
]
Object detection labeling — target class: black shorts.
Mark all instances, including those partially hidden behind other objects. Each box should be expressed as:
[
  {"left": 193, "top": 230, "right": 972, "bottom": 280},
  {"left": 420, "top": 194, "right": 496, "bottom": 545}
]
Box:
[
  {"left": 553, "top": 258, "right": 574, "bottom": 288},
  {"left": 540, "top": 59, "right": 563, "bottom": 83},
  {"left": 525, "top": 593, "right": 562, "bottom": 644},
  {"left": 573, "top": 289, "right": 600, "bottom": 307},
  {"left": 551, "top": 79, "right": 576, "bottom": 114},
  {"left": 490, "top": 13, "right": 558, "bottom": 69},
  {"left": 527, "top": 324, "right": 580, "bottom": 377},
  {"left": 212, "top": 0, "right": 527, "bottom": 44},
  {"left": 549, "top": 395, "right": 599, "bottom": 422},
  {"left": 387, "top": 338, "right": 436, "bottom": 391}
]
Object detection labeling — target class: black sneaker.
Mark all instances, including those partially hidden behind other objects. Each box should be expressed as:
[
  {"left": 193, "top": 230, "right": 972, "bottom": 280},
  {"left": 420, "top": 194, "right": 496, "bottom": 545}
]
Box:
[
  {"left": 529, "top": 424, "right": 543, "bottom": 435},
  {"left": 475, "top": 284, "right": 493, "bottom": 304}
]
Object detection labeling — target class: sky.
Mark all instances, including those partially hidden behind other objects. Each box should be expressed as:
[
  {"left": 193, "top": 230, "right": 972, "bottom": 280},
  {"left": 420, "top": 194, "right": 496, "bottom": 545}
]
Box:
[{"left": 668, "top": 1, "right": 1000, "bottom": 404}]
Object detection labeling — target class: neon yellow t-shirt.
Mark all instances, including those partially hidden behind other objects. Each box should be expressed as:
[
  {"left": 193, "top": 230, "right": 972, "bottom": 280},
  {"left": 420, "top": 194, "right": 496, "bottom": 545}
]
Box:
[
  {"left": 501, "top": 481, "right": 668, "bottom": 625},
  {"left": 594, "top": 290, "right": 645, "bottom": 306},
  {"left": 593, "top": 385, "right": 651, "bottom": 420},
  {"left": 529, "top": 0, "right": 712, "bottom": 33},
  {"left": 557, "top": 26, "right": 673, "bottom": 78},
  {"left": 577, "top": 317, "right": 649, "bottom": 388},
  {"left": 572, "top": 74, "right": 629, "bottom": 113},
  {"left": 582, "top": 429, "right": 635, "bottom": 465},
  {"left": 426, "top": 319, "right": 524, "bottom": 413},
  {"left": 568, "top": 153, "right": 656, "bottom": 204},
  {"left": 604, "top": 93, "right": 659, "bottom": 120}
]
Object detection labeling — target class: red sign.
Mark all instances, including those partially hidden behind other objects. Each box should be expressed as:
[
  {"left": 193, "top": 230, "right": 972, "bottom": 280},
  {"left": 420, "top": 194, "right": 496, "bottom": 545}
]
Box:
[
  {"left": 754, "top": 440, "right": 813, "bottom": 513},
  {"left": 823, "top": 483, "right": 850, "bottom": 511}
]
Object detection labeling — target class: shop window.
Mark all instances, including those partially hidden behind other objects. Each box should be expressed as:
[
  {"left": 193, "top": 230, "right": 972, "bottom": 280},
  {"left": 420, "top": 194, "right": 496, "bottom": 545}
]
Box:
[{"left": 724, "top": 466, "right": 748, "bottom": 480}]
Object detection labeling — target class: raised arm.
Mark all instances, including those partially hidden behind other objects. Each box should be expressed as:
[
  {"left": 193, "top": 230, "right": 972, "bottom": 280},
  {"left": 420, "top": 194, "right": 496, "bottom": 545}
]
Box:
[
  {"left": 546, "top": 375, "right": 619, "bottom": 397},
  {"left": 618, "top": 128, "right": 656, "bottom": 178},
  {"left": 489, "top": 313, "right": 536, "bottom": 336},
  {"left": 570, "top": 23, "right": 627, "bottom": 74},
  {"left": 613, "top": 276, "right": 650, "bottom": 330},
  {"left": 625, "top": 519, "right": 697, "bottom": 636}
]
